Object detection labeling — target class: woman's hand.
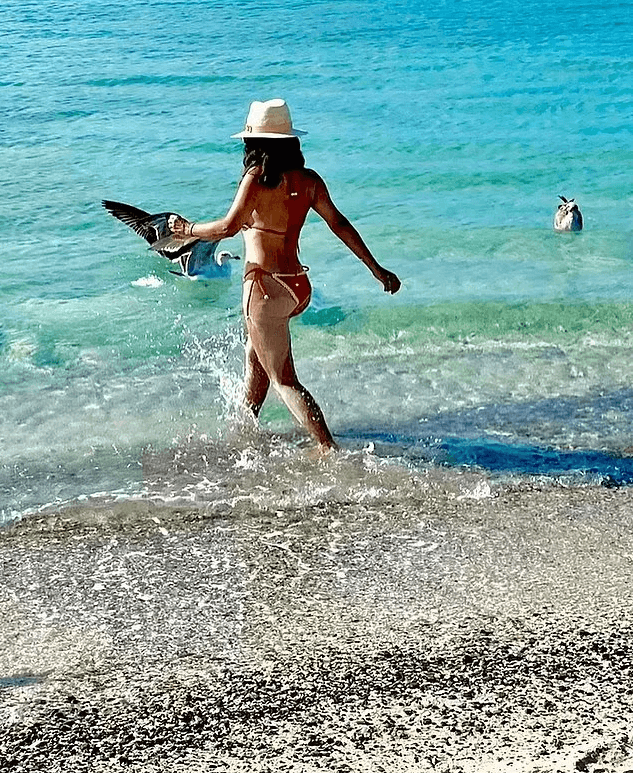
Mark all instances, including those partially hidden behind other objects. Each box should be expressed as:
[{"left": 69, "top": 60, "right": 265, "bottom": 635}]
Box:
[
  {"left": 378, "top": 268, "right": 401, "bottom": 294},
  {"left": 169, "top": 215, "right": 196, "bottom": 239}
]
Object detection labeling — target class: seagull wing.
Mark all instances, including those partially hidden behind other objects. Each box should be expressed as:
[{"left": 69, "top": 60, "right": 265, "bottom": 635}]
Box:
[
  {"left": 150, "top": 234, "right": 201, "bottom": 256},
  {"left": 102, "top": 200, "right": 180, "bottom": 245}
]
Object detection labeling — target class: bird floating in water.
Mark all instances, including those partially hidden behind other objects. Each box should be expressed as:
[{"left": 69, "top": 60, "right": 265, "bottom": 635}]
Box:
[
  {"left": 102, "top": 200, "right": 240, "bottom": 279},
  {"left": 553, "top": 196, "right": 583, "bottom": 232}
]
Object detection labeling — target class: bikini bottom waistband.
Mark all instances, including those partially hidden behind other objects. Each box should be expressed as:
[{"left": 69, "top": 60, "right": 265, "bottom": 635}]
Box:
[{"left": 243, "top": 262, "right": 309, "bottom": 281}]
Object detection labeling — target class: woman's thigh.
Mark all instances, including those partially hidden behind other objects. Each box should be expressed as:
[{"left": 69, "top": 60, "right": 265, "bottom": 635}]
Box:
[{"left": 243, "top": 275, "right": 298, "bottom": 384}]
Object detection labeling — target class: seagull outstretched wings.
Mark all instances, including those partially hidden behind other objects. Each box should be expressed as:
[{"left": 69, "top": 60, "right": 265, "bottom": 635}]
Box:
[{"left": 102, "top": 200, "right": 239, "bottom": 278}]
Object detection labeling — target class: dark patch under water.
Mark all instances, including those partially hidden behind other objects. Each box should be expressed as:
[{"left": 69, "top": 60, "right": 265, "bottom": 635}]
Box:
[{"left": 340, "top": 430, "right": 633, "bottom": 486}]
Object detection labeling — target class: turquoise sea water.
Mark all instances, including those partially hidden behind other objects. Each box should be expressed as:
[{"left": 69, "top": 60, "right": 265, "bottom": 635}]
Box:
[{"left": 2, "top": 0, "right": 633, "bottom": 520}]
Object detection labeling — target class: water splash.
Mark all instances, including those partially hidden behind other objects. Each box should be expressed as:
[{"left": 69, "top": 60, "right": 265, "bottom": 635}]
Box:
[
  {"left": 180, "top": 322, "right": 246, "bottom": 427},
  {"left": 131, "top": 275, "right": 164, "bottom": 288}
]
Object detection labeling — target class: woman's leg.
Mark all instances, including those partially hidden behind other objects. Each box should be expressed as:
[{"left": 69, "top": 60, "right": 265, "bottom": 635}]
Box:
[
  {"left": 244, "top": 335, "right": 270, "bottom": 417},
  {"left": 247, "top": 316, "right": 336, "bottom": 449},
  {"left": 242, "top": 274, "right": 271, "bottom": 418},
  {"left": 243, "top": 274, "right": 336, "bottom": 450}
]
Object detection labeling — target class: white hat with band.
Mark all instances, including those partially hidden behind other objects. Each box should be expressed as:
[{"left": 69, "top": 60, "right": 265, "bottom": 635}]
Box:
[{"left": 231, "top": 98, "right": 307, "bottom": 139}]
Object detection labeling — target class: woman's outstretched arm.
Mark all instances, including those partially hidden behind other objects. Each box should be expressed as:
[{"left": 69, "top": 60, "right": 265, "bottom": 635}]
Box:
[{"left": 171, "top": 171, "right": 259, "bottom": 242}]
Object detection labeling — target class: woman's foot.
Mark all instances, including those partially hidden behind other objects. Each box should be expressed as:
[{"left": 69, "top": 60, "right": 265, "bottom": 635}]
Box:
[{"left": 306, "top": 440, "right": 339, "bottom": 459}]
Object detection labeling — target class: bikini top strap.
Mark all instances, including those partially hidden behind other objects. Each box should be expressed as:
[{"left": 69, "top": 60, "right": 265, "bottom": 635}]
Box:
[{"left": 242, "top": 223, "right": 286, "bottom": 236}]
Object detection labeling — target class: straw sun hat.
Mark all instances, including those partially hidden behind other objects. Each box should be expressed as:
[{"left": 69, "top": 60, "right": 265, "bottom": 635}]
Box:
[{"left": 231, "top": 98, "right": 307, "bottom": 139}]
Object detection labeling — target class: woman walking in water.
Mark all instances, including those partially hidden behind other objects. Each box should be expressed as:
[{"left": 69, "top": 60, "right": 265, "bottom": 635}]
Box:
[{"left": 172, "top": 99, "right": 401, "bottom": 453}]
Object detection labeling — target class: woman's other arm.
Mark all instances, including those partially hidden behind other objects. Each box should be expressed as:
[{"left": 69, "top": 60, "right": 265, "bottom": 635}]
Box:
[{"left": 311, "top": 172, "right": 401, "bottom": 294}]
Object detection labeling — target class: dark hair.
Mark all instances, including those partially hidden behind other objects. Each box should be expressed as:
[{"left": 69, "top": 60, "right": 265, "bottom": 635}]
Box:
[{"left": 242, "top": 137, "right": 305, "bottom": 188}]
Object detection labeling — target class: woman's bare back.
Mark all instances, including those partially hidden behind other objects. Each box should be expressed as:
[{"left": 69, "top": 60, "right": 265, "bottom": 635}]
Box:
[{"left": 242, "top": 168, "right": 319, "bottom": 273}]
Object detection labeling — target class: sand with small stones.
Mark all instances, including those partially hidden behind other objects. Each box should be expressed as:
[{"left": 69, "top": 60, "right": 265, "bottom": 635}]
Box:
[{"left": 2, "top": 478, "right": 633, "bottom": 772}]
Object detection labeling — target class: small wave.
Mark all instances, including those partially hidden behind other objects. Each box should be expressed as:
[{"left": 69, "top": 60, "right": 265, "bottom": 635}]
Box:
[
  {"left": 5, "top": 427, "right": 493, "bottom": 536},
  {"left": 85, "top": 75, "right": 235, "bottom": 88}
]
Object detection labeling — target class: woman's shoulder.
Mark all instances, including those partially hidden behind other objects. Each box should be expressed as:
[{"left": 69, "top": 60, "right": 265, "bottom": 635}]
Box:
[
  {"left": 243, "top": 166, "right": 262, "bottom": 181},
  {"left": 302, "top": 167, "right": 323, "bottom": 182},
  {"left": 300, "top": 168, "right": 327, "bottom": 197},
  {"left": 239, "top": 166, "right": 265, "bottom": 193}
]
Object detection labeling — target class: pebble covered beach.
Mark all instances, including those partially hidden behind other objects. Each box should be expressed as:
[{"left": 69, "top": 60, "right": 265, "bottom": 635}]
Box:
[{"left": 3, "top": 461, "right": 633, "bottom": 772}]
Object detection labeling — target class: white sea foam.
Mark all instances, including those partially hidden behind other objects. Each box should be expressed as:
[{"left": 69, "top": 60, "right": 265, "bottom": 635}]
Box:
[{"left": 131, "top": 275, "right": 164, "bottom": 288}]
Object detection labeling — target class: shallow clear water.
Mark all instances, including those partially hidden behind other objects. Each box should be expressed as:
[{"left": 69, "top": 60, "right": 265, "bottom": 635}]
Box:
[{"left": 2, "top": 0, "right": 633, "bottom": 521}]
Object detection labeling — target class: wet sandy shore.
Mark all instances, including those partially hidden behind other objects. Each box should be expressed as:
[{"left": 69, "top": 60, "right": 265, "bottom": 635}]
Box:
[{"left": 2, "top": 479, "right": 633, "bottom": 772}]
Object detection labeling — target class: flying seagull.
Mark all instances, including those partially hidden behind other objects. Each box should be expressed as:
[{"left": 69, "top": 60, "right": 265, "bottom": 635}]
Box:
[{"left": 102, "top": 200, "right": 240, "bottom": 278}]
